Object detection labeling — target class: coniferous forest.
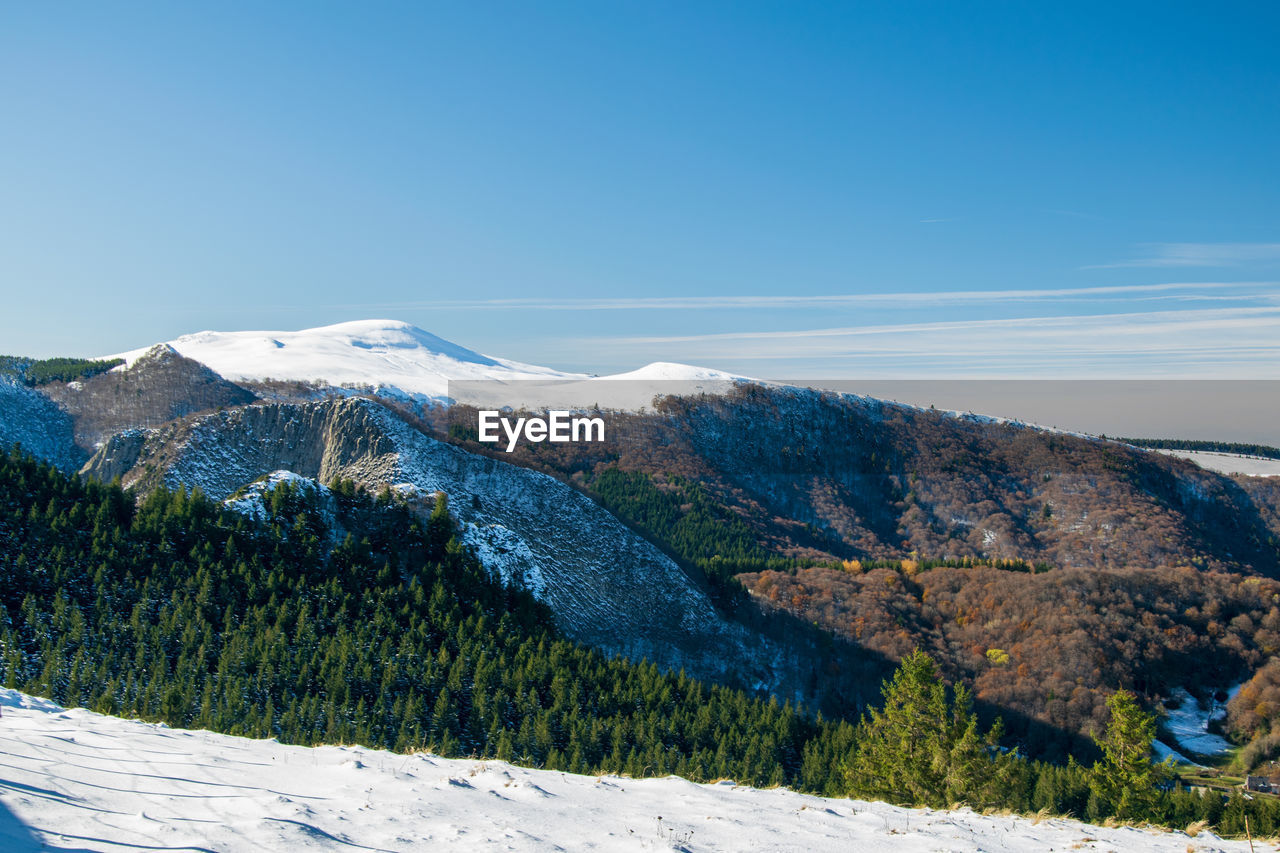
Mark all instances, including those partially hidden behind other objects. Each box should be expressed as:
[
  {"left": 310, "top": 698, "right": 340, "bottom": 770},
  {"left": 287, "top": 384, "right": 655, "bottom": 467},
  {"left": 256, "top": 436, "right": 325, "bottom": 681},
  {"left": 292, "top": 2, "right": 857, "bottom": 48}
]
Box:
[
  {"left": 0, "top": 354, "right": 125, "bottom": 386},
  {"left": 4, "top": 444, "right": 1280, "bottom": 837},
  {"left": 0, "top": 446, "right": 839, "bottom": 789}
]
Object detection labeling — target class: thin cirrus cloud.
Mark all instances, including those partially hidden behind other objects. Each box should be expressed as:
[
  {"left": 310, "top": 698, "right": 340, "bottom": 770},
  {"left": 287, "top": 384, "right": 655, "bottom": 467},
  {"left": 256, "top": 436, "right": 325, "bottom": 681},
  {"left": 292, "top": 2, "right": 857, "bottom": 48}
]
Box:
[
  {"left": 330, "top": 281, "right": 1271, "bottom": 312},
  {"left": 572, "top": 306, "right": 1280, "bottom": 378},
  {"left": 1089, "top": 242, "right": 1280, "bottom": 269}
]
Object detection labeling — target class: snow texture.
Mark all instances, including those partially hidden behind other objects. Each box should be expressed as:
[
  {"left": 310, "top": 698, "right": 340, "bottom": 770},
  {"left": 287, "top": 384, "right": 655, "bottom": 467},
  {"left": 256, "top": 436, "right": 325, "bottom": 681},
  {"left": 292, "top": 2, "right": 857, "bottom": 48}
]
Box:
[
  {"left": 1151, "top": 739, "right": 1198, "bottom": 767},
  {"left": 104, "top": 319, "right": 586, "bottom": 401},
  {"left": 0, "top": 375, "right": 84, "bottom": 472},
  {"left": 0, "top": 689, "right": 1249, "bottom": 852},
  {"left": 1155, "top": 449, "right": 1280, "bottom": 478},
  {"left": 1163, "top": 687, "right": 1240, "bottom": 758},
  {"left": 462, "top": 521, "right": 549, "bottom": 599}
]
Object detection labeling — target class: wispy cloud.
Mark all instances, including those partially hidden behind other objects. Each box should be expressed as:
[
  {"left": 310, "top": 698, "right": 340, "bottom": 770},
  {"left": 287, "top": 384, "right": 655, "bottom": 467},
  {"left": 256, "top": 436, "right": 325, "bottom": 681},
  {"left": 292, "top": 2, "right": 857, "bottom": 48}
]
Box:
[
  {"left": 567, "top": 306, "right": 1280, "bottom": 378},
  {"left": 1089, "top": 242, "right": 1280, "bottom": 269},
  {"left": 306, "top": 281, "right": 1273, "bottom": 313}
]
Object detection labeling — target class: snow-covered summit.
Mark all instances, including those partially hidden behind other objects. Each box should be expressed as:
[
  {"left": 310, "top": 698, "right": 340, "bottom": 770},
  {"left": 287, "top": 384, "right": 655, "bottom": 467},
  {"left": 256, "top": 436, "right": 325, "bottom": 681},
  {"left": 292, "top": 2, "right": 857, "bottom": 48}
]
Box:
[
  {"left": 100, "top": 320, "right": 760, "bottom": 409},
  {"left": 596, "top": 361, "right": 745, "bottom": 383},
  {"left": 105, "top": 319, "right": 586, "bottom": 399}
]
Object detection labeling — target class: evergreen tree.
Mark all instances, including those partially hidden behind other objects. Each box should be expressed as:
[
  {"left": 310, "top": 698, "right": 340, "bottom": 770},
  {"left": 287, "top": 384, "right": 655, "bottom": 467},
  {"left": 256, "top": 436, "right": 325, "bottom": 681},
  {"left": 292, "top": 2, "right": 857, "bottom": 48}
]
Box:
[
  {"left": 1088, "top": 689, "right": 1170, "bottom": 820},
  {"left": 846, "top": 649, "right": 1016, "bottom": 808}
]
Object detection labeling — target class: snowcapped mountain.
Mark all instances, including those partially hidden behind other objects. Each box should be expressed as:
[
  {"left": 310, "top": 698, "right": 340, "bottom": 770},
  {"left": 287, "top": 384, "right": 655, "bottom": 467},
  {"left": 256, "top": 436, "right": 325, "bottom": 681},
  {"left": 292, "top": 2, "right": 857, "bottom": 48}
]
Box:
[
  {"left": 0, "top": 688, "right": 1246, "bottom": 852},
  {"left": 595, "top": 361, "right": 744, "bottom": 382},
  {"left": 102, "top": 319, "right": 742, "bottom": 403},
  {"left": 105, "top": 319, "right": 588, "bottom": 400}
]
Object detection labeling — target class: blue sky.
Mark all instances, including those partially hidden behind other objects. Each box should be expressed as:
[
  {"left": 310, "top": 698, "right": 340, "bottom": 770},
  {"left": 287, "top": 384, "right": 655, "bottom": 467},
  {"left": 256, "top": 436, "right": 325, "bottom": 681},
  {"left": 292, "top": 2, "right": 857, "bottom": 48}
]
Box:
[{"left": 2, "top": 2, "right": 1278, "bottom": 376}]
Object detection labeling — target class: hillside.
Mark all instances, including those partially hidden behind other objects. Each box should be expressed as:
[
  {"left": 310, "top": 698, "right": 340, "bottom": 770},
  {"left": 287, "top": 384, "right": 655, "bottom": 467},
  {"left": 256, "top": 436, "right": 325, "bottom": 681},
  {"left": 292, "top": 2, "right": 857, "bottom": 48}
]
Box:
[
  {"left": 428, "top": 387, "right": 1280, "bottom": 753},
  {"left": 0, "top": 688, "right": 1251, "bottom": 853},
  {"left": 40, "top": 344, "right": 256, "bottom": 452},
  {"left": 74, "top": 397, "right": 850, "bottom": 701},
  {"left": 487, "top": 386, "right": 1280, "bottom": 575},
  {"left": 0, "top": 375, "right": 82, "bottom": 472},
  {"left": 6, "top": 320, "right": 1280, "bottom": 768}
]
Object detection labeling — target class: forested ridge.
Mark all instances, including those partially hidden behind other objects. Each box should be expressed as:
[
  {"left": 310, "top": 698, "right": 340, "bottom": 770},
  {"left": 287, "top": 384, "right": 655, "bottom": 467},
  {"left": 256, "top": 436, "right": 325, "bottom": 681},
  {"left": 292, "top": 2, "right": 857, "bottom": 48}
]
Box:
[
  {"left": 9, "top": 446, "right": 1280, "bottom": 835},
  {"left": 419, "top": 390, "right": 1280, "bottom": 761},
  {"left": 429, "top": 388, "right": 1280, "bottom": 576},
  {"left": 0, "top": 447, "right": 843, "bottom": 789}
]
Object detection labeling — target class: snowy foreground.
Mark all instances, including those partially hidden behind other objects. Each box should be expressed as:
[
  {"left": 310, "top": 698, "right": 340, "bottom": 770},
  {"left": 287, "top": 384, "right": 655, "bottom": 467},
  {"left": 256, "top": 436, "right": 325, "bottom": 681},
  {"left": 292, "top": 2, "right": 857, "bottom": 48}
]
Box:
[{"left": 0, "top": 690, "right": 1255, "bottom": 853}]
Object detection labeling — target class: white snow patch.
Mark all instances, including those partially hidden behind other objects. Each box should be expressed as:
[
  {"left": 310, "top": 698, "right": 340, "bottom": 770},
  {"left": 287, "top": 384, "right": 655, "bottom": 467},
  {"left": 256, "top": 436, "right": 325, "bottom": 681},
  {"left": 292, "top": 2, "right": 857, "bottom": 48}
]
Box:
[
  {"left": 224, "top": 470, "right": 331, "bottom": 521},
  {"left": 1155, "top": 449, "right": 1280, "bottom": 478},
  {"left": 1164, "top": 686, "right": 1242, "bottom": 758},
  {"left": 1152, "top": 739, "right": 1199, "bottom": 767},
  {"left": 0, "top": 688, "right": 1250, "bottom": 852},
  {"left": 595, "top": 361, "right": 746, "bottom": 383},
  {"left": 462, "top": 521, "right": 548, "bottom": 599}
]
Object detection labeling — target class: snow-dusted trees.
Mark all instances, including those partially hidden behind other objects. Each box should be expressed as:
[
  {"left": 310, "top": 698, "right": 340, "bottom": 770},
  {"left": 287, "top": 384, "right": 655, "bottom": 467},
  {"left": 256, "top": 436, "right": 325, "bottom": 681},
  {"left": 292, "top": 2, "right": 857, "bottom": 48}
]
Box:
[{"left": 0, "top": 447, "right": 840, "bottom": 790}]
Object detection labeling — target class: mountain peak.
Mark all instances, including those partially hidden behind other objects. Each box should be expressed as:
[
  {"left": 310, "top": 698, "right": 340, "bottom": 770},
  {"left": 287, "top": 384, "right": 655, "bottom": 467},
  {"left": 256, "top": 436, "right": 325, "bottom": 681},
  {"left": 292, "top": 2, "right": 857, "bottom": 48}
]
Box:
[
  {"left": 105, "top": 320, "right": 583, "bottom": 399},
  {"left": 601, "top": 362, "right": 746, "bottom": 382},
  {"left": 103, "top": 320, "right": 747, "bottom": 403}
]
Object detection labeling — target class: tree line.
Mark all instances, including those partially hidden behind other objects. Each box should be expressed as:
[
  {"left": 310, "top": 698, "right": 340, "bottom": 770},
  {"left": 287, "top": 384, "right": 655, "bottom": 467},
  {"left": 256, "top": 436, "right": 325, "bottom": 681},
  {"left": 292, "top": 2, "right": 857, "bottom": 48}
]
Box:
[
  {"left": 1118, "top": 437, "right": 1280, "bottom": 461},
  {"left": 0, "top": 355, "right": 125, "bottom": 386}
]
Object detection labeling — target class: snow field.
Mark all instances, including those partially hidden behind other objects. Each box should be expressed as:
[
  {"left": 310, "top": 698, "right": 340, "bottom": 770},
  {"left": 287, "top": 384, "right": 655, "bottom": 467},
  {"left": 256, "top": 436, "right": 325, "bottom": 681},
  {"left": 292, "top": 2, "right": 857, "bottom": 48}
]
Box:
[
  {"left": 0, "top": 689, "right": 1255, "bottom": 852},
  {"left": 1154, "top": 450, "right": 1280, "bottom": 478}
]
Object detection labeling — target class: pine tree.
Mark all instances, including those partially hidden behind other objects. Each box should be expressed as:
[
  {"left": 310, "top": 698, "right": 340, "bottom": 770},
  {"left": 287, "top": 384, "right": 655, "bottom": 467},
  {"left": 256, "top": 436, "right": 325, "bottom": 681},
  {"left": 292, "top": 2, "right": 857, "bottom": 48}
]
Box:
[
  {"left": 845, "top": 649, "right": 1016, "bottom": 808},
  {"left": 1088, "top": 689, "right": 1171, "bottom": 820}
]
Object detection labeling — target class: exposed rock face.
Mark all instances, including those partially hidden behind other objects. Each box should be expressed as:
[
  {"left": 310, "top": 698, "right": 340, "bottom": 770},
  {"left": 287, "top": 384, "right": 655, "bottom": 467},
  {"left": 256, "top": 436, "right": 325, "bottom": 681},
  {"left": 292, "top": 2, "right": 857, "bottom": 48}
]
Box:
[
  {"left": 82, "top": 397, "right": 801, "bottom": 695},
  {"left": 40, "top": 345, "right": 257, "bottom": 453},
  {"left": 84, "top": 397, "right": 396, "bottom": 495},
  {"left": 0, "top": 375, "right": 85, "bottom": 472}
]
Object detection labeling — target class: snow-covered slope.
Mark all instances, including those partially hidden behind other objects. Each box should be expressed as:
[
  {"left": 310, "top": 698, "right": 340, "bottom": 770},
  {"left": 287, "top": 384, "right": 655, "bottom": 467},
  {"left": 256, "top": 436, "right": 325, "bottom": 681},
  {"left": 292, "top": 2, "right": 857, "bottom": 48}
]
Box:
[
  {"left": 105, "top": 319, "right": 586, "bottom": 400},
  {"left": 99, "top": 319, "right": 761, "bottom": 410},
  {"left": 0, "top": 689, "right": 1244, "bottom": 853},
  {"left": 1161, "top": 686, "right": 1243, "bottom": 760},
  {"left": 224, "top": 470, "right": 336, "bottom": 523},
  {"left": 596, "top": 361, "right": 744, "bottom": 383},
  {"left": 0, "top": 375, "right": 84, "bottom": 472},
  {"left": 1155, "top": 449, "right": 1280, "bottom": 478}
]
